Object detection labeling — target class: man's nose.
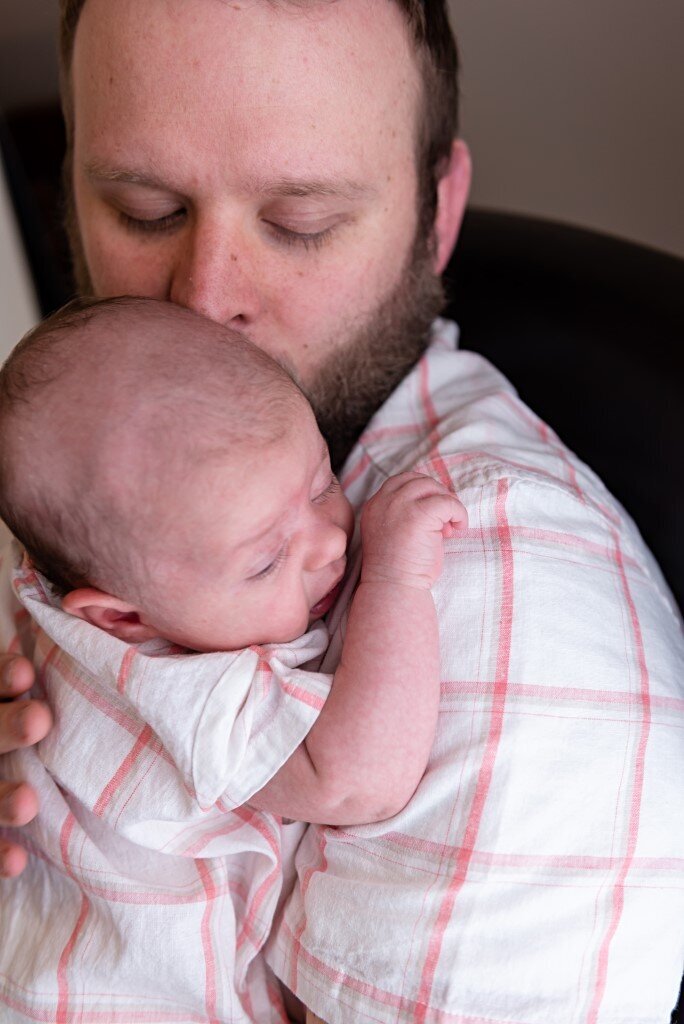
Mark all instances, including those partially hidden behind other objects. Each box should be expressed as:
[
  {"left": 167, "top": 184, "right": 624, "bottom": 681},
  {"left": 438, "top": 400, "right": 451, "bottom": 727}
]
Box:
[{"left": 169, "top": 220, "right": 262, "bottom": 326}]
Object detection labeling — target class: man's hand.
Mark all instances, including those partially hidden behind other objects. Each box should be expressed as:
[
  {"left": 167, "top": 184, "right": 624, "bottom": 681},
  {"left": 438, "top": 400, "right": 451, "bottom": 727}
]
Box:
[
  {"left": 360, "top": 471, "right": 468, "bottom": 590},
  {"left": 0, "top": 653, "right": 51, "bottom": 877}
]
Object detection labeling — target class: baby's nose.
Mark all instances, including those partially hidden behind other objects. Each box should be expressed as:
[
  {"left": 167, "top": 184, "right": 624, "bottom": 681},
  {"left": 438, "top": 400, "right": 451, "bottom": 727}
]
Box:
[{"left": 309, "top": 521, "right": 348, "bottom": 571}]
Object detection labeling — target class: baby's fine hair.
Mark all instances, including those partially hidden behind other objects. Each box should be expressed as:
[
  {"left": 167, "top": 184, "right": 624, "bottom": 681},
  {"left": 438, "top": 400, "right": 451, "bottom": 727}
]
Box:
[{"left": 0, "top": 296, "right": 305, "bottom": 600}]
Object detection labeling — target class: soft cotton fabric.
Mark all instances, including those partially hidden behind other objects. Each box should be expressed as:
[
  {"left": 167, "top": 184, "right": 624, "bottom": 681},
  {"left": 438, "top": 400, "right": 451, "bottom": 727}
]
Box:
[
  {"left": 0, "top": 545, "right": 331, "bottom": 1023},
  {"left": 266, "top": 320, "right": 684, "bottom": 1024}
]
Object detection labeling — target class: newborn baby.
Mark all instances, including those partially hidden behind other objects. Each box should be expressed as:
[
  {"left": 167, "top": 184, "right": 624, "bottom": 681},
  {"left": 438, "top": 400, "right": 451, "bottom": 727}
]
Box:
[{"left": 0, "top": 296, "right": 465, "bottom": 1023}]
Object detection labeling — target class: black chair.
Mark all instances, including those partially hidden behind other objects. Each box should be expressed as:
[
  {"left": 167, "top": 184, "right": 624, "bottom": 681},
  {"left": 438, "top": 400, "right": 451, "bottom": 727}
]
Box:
[
  {"left": 0, "top": 115, "right": 71, "bottom": 317},
  {"left": 443, "top": 209, "right": 683, "bottom": 610}
]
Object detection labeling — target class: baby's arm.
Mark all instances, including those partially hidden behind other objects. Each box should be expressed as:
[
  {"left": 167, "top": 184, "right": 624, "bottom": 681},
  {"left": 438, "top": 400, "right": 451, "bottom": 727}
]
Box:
[{"left": 250, "top": 472, "right": 467, "bottom": 826}]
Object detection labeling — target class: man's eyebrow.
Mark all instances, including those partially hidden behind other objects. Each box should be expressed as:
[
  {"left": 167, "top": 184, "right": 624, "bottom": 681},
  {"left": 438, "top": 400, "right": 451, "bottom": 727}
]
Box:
[
  {"left": 84, "top": 163, "right": 374, "bottom": 201},
  {"left": 84, "top": 161, "right": 175, "bottom": 190},
  {"left": 257, "top": 177, "right": 376, "bottom": 201}
]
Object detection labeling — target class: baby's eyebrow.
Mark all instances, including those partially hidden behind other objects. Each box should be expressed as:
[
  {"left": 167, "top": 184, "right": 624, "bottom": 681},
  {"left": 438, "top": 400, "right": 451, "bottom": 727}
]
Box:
[
  {"left": 240, "top": 516, "right": 281, "bottom": 550},
  {"left": 239, "top": 447, "right": 330, "bottom": 551}
]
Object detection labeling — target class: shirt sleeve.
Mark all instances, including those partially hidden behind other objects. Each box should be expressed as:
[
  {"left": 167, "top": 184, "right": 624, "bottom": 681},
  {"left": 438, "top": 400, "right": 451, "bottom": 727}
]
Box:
[{"left": 189, "top": 630, "right": 334, "bottom": 810}]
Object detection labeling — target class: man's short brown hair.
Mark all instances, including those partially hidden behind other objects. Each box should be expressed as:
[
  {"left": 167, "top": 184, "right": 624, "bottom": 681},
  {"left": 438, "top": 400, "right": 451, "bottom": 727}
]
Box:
[{"left": 58, "top": 0, "right": 459, "bottom": 239}]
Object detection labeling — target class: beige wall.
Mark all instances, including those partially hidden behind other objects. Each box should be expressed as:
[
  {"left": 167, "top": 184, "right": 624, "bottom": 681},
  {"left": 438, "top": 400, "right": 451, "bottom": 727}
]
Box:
[
  {"left": 449, "top": 0, "right": 684, "bottom": 257},
  {"left": 0, "top": 0, "right": 59, "bottom": 110},
  {"left": 0, "top": 1, "right": 682, "bottom": 257},
  {"left": 0, "top": 167, "right": 39, "bottom": 362}
]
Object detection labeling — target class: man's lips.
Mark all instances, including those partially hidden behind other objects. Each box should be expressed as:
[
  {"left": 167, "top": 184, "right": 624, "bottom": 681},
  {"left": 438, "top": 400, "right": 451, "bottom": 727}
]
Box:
[{"left": 309, "top": 573, "right": 345, "bottom": 619}]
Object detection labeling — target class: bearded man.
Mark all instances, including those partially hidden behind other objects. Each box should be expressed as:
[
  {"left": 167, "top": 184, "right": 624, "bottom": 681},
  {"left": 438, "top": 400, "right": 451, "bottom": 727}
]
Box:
[{"left": 0, "top": 2, "right": 682, "bottom": 1022}]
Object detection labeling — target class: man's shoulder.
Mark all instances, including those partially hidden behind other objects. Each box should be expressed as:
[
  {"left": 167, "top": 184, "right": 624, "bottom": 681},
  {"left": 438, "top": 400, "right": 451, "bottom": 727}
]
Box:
[
  {"left": 344, "top": 329, "right": 680, "bottom": 612},
  {"left": 344, "top": 332, "right": 598, "bottom": 509}
]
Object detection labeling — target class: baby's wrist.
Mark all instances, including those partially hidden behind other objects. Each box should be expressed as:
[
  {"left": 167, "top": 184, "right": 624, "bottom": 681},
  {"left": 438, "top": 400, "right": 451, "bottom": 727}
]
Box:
[{"left": 360, "top": 564, "right": 434, "bottom": 591}]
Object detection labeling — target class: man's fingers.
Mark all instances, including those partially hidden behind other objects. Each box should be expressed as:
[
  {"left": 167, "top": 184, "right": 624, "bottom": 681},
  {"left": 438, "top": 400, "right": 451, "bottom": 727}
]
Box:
[
  {"left": 0, "top": 700, "right": 52, "bottom": 755},
  {"left": 0, "top": 654, "right": 36, "bottom": 697},
  {"left": 0, "top": 781, "right": 38, "bottom": 827},
  {"left": 0, "top": 839, "right": 28, "bottom": 878},
  {"left": 0, "top": 782, "right": 37, "bottom": 877}
]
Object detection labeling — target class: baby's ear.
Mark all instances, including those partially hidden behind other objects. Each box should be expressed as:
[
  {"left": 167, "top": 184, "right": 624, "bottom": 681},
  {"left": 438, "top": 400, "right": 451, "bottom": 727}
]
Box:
[{"left": 62, "top": 588, "right": 161, "bottom": 643}]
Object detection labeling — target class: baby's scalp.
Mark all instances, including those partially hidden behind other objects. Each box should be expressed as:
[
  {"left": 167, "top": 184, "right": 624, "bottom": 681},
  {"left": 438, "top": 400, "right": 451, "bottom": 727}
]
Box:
[{"left": 0, "top": 297, "right": 306, "bottom": 603}]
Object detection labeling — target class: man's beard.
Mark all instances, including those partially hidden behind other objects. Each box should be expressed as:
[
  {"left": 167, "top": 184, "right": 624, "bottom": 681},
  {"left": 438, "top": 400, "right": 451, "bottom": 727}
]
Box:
[
  {"left": 302, "top": 231, "right": 445, "bottom": 470},
  {"left": 67, "top": 179, "right": 444, "bottom": 472}
]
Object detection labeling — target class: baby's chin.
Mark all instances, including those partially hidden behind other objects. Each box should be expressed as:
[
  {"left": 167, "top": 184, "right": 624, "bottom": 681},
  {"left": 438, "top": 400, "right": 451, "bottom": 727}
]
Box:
[
  {"left": 244, "top": 615, "right": 312, "bottom": 649},
  {"left": 157, "top": 610, "right": 312, "bottom": 651},
  {"left": 168, "top": 612, "right": 315, "bottom": 652}
]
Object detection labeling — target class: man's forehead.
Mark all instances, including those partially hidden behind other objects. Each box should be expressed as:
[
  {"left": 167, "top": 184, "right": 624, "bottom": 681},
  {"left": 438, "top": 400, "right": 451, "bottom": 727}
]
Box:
[
  {"left": 72, "top": 0, "right": 422, "bottom": 198},
  {"left": 74, "top": 0, "right": 421, "bottom": 115},
  {"left": 76, "top": 0, "right": 414, "bottom": 57}
]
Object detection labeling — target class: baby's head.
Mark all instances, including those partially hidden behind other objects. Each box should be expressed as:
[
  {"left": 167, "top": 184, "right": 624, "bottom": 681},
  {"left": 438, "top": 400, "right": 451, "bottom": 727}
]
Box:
[{"left": 0, "top": 298, "right": 353, "bottom": 650}]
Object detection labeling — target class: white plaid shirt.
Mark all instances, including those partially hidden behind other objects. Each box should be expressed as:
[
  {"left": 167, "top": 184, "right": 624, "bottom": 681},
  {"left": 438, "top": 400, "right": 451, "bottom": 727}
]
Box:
[
  {"left": 266, "top": 319, "right": 684, "bottom": 1023},
  {"left": 1, "top": 319, "right": 682, "bottom": 1023}
]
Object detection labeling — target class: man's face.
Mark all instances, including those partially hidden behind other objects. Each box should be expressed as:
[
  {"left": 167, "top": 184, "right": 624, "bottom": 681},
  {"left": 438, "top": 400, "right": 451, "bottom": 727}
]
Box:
[
  {"left": 149, "top": 403, "right": 354, "bottom": 652},
  {"left": 70, "top": 0, "right": 457, "bottom": 462}
]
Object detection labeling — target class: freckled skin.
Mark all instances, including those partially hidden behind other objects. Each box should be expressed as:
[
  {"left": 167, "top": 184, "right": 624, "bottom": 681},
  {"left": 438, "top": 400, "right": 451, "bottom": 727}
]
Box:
[
  {"left": 71, "top": 0, "right": 427, "bottom": 385},
  {"left": 67, "top": 0, "right": 470, "bottom": 466}
]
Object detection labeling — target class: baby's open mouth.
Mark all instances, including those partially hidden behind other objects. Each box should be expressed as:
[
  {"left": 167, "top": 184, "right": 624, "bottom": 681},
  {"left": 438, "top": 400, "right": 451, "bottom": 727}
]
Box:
[{"left": 309, "top": 572, "right": 345, "bottom": 619}]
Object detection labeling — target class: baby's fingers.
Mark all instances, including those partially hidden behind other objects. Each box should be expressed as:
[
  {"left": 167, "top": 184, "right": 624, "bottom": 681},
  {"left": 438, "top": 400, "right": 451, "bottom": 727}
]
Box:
[
  {"left": 420, "top": 492, "right": 467, "bottom": 533},
  {"left": 443, "top": 499, "right": 468, "bottom": 537}
]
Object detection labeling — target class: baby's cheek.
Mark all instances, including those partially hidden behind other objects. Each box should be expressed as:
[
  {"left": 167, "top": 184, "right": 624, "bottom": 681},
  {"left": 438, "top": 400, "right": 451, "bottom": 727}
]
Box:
[
  {"left": 296, "top": 608, "right": 313, "bottom": 639},
  {"left": 278, "top": 602, "right": 311, "bottom": 643}
]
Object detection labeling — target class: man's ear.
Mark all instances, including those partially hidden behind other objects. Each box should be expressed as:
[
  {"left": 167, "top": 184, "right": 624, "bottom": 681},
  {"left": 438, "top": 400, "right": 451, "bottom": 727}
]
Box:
[
  {"left": 61, "top": 588, "right": 162, "bottom": 643},
  {"left": 432, "top": 139, "right": 472, "bottom": 275}
]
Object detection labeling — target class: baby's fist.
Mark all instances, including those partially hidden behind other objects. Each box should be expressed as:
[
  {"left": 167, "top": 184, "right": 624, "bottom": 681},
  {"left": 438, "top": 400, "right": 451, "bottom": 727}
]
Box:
[{"left": 360, "top": 471, "right": 467, "bottom": 589}]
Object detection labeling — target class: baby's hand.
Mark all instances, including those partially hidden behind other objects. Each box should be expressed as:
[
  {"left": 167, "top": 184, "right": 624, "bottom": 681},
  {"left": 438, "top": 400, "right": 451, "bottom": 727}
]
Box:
[{"left": 360, "top": 471, "right": 467, "bottom": 589}]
